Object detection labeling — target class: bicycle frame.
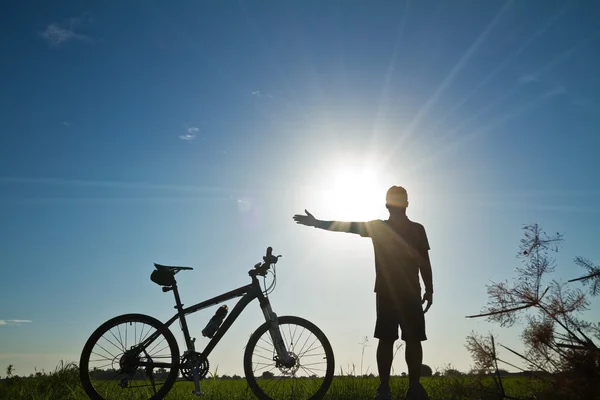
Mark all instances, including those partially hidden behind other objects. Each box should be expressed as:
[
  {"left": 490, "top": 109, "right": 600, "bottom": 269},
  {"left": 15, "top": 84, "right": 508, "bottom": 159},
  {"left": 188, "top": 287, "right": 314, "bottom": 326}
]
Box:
[
  {"left": 137, "top": 273, "right": 292, "bottom": 381},
  {"left": 166, "top": 277, "right": 264, "bottom": 356}
]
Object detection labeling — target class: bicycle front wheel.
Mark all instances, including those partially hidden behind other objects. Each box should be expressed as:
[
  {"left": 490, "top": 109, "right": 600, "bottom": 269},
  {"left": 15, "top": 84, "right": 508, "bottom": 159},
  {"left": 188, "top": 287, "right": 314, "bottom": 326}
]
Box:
[
  {"left": 244, "top": 315, "right": 335, "bottom": 400},
  {"left": 79, "top": 313, "right": 180, "bottom": 400}
]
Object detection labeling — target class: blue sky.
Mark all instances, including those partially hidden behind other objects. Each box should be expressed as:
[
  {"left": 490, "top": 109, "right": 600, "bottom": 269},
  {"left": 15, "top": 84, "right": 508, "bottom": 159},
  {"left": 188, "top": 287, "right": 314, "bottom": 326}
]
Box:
[{"left": 1, "top": 0, "right": 599, "bottom": 377}]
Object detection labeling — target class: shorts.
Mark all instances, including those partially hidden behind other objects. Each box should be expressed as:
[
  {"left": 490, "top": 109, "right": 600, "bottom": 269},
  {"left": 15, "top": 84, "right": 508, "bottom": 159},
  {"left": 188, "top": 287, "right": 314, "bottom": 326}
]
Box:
[{"left": 374, "top": 292, "right": 427, "bottom": 341}]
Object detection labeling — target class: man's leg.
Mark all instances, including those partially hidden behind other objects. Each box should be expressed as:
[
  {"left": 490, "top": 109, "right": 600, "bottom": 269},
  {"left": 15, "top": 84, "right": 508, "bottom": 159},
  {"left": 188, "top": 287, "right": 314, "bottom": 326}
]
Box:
[
  {"left": 376, "top": 338, "right": 395, "bottom": 389},
  {"left": 374, "top": 293, "right": 398, "bottom": 398},
  {"left": 405, "top": 340, "right": 422, "bottom": 386},
  {"left": 399, "top": 295, "right": 429, "bottom": 399}
]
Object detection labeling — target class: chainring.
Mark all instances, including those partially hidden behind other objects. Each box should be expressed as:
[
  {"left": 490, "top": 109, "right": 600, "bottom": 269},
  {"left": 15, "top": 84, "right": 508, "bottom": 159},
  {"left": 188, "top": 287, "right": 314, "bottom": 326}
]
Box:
[{"left": 180, "top": 352, "right": 209, "bottom": 381}]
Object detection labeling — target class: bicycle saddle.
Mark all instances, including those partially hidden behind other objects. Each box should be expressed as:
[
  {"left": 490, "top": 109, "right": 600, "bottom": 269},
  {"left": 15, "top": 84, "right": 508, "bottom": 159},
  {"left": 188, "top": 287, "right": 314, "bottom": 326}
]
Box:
[{"left": 154, "top": 263, "right": 194, "bottom": 273}]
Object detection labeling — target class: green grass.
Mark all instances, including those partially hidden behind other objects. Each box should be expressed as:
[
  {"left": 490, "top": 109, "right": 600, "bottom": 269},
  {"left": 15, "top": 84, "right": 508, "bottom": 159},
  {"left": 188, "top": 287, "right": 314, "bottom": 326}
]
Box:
[{"left": 0, "top": 362, "right": 549, "bottom": 400}]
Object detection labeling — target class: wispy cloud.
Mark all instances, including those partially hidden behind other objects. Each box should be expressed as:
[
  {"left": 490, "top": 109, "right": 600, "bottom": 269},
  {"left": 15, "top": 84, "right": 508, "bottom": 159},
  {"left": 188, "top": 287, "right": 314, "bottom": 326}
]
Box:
[
  {"left": 251, "top": 90, "right": 272, "bottom": 98},
  {"left": 571, "top": 97, "right": 600, "bottom": 114},
  {"left": 40, "top": 15, "right": 92, "bottom": 47},
  {"left": 518, "top": 74, "right": 539, "bottom": 84},
  {"left": 518, "top": 73, "right": 566, "bottom": 97},
  {"left": 0, "top": 319, "right": 32, "bottom": 326},
  {"left": 179, "top": 126, "right": 198, "bottom": 141},
  {"left": 62, "top": 121, "right": 72, "bottom": 127}
]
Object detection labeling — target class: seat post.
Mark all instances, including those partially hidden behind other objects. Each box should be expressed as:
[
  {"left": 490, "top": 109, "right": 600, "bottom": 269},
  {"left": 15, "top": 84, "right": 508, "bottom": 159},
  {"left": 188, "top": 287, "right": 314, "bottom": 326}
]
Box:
[
  {"left": 171, "top": 282, "right": 183, "bottom": 309},
  {"left": 171, "top": 282, "right": 195, "bottom": 350}
]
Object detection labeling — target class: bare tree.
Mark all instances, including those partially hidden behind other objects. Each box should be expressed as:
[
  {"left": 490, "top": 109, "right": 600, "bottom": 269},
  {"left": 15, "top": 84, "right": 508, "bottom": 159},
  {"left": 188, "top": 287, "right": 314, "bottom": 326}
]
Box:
[{"left": 466, "top": 224, "right": 599, "bottom": 399}]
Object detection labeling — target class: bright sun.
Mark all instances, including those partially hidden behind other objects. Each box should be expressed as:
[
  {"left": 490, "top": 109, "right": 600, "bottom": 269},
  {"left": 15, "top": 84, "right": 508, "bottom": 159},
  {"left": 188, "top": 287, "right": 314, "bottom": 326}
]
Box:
[{"left": 318, "top": 166, "right": 388, "bottom": 221}]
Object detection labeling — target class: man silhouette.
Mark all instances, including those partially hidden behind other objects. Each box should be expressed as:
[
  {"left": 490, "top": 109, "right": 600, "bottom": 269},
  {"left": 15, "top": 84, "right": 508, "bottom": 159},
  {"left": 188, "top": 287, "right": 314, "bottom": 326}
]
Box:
[{"left": 293, "top": 186, "right": 432, "bottom": 400}]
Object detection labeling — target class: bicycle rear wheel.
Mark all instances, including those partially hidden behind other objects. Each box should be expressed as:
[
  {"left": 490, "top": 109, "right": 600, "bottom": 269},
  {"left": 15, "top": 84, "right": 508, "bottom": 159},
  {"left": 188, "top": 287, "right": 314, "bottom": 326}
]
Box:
[
  {"left": 79, "top": 313, "right": 179, "bottom": 400},
  {"left": 244, "top": 315, "right": 335, "bottom": 400}
]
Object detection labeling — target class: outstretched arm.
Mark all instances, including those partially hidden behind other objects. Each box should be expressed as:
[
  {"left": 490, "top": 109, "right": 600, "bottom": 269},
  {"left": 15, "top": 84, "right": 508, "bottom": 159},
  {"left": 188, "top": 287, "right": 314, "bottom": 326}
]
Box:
[{"left": 293, "top": 210, "right": 369, "bottom": 235}]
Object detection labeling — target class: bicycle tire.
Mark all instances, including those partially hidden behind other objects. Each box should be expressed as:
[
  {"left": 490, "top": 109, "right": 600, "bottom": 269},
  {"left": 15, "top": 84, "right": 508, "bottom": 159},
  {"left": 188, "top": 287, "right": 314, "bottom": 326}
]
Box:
[
  {"left": 244, "top": 315, "right": 335, "bottom": 400},
  {"left": 79, "top": 313, "right": 180, "bottom": 400}
]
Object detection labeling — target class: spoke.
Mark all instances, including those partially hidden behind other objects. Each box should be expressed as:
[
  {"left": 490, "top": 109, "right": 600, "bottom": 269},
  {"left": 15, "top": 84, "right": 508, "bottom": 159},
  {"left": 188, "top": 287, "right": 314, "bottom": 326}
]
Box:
[
  {"left": 147, "top": 337, "right": 166, "bottom": 355},
  {"left": 280, "top": 326, "right": 289, "bottom": 352},
  {"left": 149, "top": 343, "right": 171, "bottom": 357},
  {"left": 300, "top": 365, "right": 324, "bottom": 376},
  {"left": 253, "top": 352, "right": 275, "bottom": 362},
  {"left": 287, "top": 323, "right": 294, "bottom": 351},
  {"left": 263, "top": 369, "right": 284, "bottom": 392},
  {"left": 301, "top": 361, "right": 328, "bottom": 367},
  {"left": 254, "top": 362, "right": 278, "bottom": 375},
  {"left": 253, "top": 362, "right": 276, "bottom": 373},
  {"left": 298, "top": 339, "right": 322, "bottom": 358},
  {"left": 252, "top": 363, "right": 276, "bottom": 379},
  {"left": 290, "top": 327, "right": 306, "bottom": 354},
  {"left": 138, "top": 323, "right": 146, "bottom": 345},
  {"left": 291, "top": 324, "right": 299, "bottom": 349},
  {"left": 297, "top": 336, "right": 318, "bottom": 359},
  {"left": 300, "top": 351, "right": 325, "bottom": 362},
  {"left": 253, "top": 343, "right": 273, "bottom": 354},
  {"left": 90, "top": 361, "right": 115, "bottom": 370},
  {"left": 140, "top": 326, "right": 155, "bottom": 343},
  {"left": 92, "top": 345, "right": 117, "bottom": 361},
  {"left": 101, "top": 334, "right": 125, "bottom": 357},
  {"left": 89, "top": 351, "right": 115, "bottom": 362},
  {"left": 252, "top": 361, "right": 274, "bottom": 367},
  {"left": 259, "top": 335, "right": 274, "bottom": 348},
  {"left": 88, "top": 356, "right": 113, "bottom": 363},
  {"left": 295, "top": 374, "right": 312, "bottom": 393},
  {"left": 116, "top": 325, "right": 125, "bottom": 353}
]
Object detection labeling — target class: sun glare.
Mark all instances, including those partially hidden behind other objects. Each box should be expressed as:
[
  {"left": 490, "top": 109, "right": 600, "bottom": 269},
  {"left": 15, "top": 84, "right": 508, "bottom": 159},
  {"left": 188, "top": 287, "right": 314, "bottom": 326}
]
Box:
[{"left": 318, "top": 166, "right": 388, "bottom": 221}]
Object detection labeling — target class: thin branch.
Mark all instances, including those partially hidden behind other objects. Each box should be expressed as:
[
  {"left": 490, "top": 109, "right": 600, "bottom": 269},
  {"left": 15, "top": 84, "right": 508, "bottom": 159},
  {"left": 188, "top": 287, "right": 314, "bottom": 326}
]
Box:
[
  {"left": 466, "top": 302, "right": 535, "bottom": 319},
  {"left": 569, "top": 271, "right": 600, "bottom": 283},
  {"left": 556, "top": 343, "right": 590, "bottom": 351},
  {"left": 497, "top": 344, "right": 551, "bottom": 375},
  {"left": 491, "top": 336, "right": 507, "bottom": 398},
  {"left": 496, "top": 358, "right": 527, "bottom": 372}
]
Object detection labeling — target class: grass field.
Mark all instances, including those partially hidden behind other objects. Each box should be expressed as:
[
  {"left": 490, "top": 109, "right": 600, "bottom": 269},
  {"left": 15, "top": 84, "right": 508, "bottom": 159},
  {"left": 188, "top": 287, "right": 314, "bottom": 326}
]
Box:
[{"left": 0, "top": 361, "right": 549, "bottom": 400}]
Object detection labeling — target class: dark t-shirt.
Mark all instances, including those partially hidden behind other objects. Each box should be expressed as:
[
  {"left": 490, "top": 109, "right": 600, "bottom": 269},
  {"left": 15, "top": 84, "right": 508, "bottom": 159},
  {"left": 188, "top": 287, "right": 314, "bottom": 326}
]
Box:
[{"left": 348, "top": 218, "right": 430, "bottom": 298}]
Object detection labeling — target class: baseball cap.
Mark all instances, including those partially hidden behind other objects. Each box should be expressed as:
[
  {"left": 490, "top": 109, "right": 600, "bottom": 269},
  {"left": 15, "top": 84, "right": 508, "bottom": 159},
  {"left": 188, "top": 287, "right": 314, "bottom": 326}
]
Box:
[{"left": 386, "top": 186, "right": 409, "bottom": 208}]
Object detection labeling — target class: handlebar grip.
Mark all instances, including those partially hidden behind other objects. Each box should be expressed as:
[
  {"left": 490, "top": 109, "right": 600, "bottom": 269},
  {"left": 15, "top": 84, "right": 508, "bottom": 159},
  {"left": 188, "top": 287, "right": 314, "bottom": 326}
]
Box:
[{"left": 266, "top": 247, "right": 273, "bottom": 258}]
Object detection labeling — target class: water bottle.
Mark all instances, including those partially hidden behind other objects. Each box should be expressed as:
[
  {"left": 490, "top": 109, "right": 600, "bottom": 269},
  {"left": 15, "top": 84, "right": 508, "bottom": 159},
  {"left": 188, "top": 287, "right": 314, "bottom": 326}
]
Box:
[{"left": 202, "top": 305, "right": 229, "bottom": 338}]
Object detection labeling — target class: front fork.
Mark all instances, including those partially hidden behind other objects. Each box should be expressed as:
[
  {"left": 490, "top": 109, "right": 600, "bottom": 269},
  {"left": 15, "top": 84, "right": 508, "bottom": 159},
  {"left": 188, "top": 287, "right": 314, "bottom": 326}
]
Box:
[
  {"left": 261, "top": 303, "right": 294, "bottom": 366},
  {"left": 188, "top": 301, "right": 291, "bottom": 397}
]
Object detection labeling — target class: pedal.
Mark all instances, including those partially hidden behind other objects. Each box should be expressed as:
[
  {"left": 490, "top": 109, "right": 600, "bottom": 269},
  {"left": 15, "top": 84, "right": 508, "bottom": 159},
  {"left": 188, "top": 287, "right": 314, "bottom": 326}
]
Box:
[{"left": 191, "top": 390, "right": 205, "bottom": 396}]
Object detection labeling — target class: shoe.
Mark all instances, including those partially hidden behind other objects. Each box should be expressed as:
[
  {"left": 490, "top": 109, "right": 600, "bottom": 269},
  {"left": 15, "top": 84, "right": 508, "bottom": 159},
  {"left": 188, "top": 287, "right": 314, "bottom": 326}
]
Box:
[
  {"left": 374, "top": 384, "right": 392, "bottom": 400},
  {"left": 405, "top": 383, "right": 430, "bottom": 400}
]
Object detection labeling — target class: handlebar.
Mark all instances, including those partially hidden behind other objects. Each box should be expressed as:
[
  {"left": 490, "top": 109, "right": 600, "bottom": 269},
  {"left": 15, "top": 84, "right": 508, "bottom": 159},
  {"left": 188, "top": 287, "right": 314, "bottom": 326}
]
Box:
[{"left": 249, "top": 246, "right": 281, "bottom": 277}]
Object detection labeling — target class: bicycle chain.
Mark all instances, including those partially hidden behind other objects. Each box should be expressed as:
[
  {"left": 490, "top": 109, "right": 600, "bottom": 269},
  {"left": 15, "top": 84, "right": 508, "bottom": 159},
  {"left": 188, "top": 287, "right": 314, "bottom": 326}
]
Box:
[{"left": 180, "top": 352, "right": 210, "bottom": 381}]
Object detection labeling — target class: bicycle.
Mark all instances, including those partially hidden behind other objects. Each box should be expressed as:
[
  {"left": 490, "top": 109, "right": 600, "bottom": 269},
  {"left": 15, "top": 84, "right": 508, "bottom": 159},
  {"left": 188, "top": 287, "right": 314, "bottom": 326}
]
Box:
[{"left": 79, "top": 247, "right": 335, "bottom": 400}]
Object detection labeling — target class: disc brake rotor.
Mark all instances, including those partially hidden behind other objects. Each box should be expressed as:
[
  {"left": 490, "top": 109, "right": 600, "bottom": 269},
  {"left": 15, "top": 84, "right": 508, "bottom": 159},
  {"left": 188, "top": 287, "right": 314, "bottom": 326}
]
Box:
[{"left": 276, "top": 352, "right": 300, "bottom": 375}]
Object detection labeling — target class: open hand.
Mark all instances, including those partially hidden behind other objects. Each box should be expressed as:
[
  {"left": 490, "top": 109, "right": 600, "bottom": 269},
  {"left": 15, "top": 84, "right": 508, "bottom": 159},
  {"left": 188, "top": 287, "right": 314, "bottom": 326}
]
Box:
[
  {"left": 422, "top": 292, "right": 433, "bottom": 313},
  {"left": 293, "top": 209, "right": 318, "bottom": 227}
]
